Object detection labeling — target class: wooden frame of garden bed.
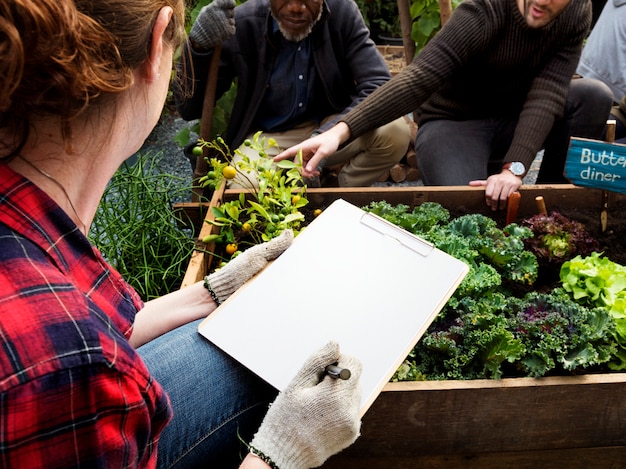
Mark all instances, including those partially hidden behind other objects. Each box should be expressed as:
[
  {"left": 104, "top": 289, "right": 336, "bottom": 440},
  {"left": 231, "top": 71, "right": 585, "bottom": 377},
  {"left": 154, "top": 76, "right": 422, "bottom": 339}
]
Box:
[{"left": 173, "top": 184, "right": 626, "bottom": 466}]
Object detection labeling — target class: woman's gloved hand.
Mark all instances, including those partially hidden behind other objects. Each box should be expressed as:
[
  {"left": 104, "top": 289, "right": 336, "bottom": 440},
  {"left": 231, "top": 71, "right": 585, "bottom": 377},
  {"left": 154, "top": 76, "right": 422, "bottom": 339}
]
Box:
[
  {"left": 189, "top": 0, "right": 236, "bottom": 50},
  {"left": 249, "top": 341, "right": 362, "bottom": 469},
  {"left": 203, "top": 229, "right": 293, "bottom": 305}
]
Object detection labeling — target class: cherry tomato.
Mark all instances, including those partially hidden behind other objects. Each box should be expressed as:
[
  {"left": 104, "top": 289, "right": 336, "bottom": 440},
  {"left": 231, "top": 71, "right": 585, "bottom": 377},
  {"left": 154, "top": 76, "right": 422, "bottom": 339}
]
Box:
[{"left": 225, "top": 243, "right": 238, "bottom": 255}]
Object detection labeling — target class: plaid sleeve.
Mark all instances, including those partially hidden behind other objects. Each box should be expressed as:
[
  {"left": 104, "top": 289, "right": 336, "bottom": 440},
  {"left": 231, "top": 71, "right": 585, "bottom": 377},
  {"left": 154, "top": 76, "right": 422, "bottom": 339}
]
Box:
[{"left": 0, "top": 364, "right": 171, "bottom": 469}]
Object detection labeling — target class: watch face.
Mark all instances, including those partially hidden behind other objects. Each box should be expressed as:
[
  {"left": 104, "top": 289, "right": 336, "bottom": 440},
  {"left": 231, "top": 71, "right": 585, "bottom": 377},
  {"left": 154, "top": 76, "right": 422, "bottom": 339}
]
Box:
[{"left": 510, "top": 162, "right": 525, "bottom": 176}]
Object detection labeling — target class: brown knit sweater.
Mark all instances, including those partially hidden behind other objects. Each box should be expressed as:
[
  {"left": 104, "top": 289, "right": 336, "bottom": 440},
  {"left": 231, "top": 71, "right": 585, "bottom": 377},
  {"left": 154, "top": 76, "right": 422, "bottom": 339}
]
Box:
[{"left": 343, "top": 0, "right": 591, "bottom": 172}]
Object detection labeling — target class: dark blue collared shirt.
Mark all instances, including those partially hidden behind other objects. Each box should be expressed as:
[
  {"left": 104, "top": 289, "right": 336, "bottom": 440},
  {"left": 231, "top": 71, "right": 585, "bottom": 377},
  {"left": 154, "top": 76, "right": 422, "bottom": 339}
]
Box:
[{"left": 255, "top": 20, "right": 325, "bottom": 132}]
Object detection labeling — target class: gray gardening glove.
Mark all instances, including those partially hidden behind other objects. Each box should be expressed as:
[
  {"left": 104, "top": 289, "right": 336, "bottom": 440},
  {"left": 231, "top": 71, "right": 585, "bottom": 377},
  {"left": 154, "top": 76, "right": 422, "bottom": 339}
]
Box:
[
  {"left": 203, "top": 229, "right": 293, "bottom": 304},
  {"left": 249, "top": 341, "right": 362, "bottom": 469},
  {"left": 189, "top": 0, "right": 236, "bottom": 50}
]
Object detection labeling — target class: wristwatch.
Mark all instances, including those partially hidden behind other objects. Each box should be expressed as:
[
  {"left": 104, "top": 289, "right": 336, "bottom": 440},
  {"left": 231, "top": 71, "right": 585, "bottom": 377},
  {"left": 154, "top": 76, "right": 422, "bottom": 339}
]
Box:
[{"left": 503, "top": 162, "right": 526, "bottom": 177}]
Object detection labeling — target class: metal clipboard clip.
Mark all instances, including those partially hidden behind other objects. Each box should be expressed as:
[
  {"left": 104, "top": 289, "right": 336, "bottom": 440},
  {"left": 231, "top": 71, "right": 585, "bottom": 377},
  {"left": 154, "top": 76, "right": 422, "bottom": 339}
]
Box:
[{"left": 360, "top": 212, "right": 434, "bottom": 257}]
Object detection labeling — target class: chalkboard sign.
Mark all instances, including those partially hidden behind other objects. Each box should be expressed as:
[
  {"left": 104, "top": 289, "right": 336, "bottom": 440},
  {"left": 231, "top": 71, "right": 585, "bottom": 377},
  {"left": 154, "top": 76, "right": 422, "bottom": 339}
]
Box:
[{"left": 564, "top": 138, "right": 626, "bottom": 194}]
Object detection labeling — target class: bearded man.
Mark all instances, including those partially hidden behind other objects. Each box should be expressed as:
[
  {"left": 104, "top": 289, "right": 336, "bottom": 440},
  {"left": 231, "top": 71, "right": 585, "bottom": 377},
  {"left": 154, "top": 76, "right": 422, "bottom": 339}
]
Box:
[{"left": 177, "top": 0, "right": 411, "bottom": 188}]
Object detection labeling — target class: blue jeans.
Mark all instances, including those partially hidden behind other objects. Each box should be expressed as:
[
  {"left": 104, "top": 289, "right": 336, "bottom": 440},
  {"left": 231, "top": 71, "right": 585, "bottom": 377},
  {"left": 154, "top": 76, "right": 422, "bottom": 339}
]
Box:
[
  {"left": 137, "top": 319, "right": 277, "bottom": 469},
  {"left": 415, "top": 78, "right": 614, "bottom": 185}
]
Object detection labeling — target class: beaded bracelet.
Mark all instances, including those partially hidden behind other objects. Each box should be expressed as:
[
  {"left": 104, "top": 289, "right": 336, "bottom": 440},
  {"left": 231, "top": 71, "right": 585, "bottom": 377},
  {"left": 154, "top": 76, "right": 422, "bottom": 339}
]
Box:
[
  {"left": 248, "top": 445, "right": 279, "bottom": 469},
  {"left": 203, "top": 278, "right": 222, "bottom": 306}
]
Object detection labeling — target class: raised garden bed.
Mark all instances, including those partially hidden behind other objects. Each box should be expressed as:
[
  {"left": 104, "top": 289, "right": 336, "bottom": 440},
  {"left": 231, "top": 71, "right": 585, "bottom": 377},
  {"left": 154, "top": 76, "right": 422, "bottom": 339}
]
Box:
[{"left": 174, "top": 184, "right": 626, "bottom": 467}]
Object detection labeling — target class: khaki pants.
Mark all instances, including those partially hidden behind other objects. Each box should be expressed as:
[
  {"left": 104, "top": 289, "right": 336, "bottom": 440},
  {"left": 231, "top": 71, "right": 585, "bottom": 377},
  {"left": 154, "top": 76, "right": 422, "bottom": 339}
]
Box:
[{"left": 231, "top": 116, "right": 411, "bottom": 188}]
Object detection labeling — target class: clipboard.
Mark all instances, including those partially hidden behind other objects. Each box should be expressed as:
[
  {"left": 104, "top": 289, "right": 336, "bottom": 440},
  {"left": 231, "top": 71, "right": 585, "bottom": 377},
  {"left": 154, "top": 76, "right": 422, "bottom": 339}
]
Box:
[{"left": 198, "top": 199, "right": 468, "bottom": 416}]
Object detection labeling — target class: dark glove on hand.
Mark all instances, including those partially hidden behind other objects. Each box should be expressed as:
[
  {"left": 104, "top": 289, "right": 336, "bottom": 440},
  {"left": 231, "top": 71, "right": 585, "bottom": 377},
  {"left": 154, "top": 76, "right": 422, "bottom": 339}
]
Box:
[{"left": 189, "top": 0, "right": 236, "bottom": 50}]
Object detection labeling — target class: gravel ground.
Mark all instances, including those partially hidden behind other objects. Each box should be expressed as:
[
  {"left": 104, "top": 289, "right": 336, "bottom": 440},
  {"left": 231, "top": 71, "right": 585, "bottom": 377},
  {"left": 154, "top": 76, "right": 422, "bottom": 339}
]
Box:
[
  {"left": 135, "top": 114, "right": 196, "bottom": 203},
  {"left": 139, "top": 113, "right": 541, "bottom": 199}
]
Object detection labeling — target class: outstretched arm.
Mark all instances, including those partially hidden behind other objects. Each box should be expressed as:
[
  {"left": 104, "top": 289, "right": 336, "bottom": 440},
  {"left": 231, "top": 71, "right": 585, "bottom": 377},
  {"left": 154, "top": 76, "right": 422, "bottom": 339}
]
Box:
[{"left": 274, "top": 122, "right": 351, "bottom": 178}]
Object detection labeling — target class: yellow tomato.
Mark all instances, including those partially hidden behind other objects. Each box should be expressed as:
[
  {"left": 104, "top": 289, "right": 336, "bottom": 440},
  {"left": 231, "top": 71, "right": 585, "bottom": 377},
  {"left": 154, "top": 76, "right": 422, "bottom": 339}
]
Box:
[{"left": 225, "top": 243, "right": 238, "bottom": 255}]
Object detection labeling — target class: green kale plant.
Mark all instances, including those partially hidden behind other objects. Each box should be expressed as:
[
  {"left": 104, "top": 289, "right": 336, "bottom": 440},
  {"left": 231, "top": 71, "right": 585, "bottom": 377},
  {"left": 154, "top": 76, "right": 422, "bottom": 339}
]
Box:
[
  {"left": 366, "top": 202, "right": 617, "bottom": 381},
  {"left": 508, "top": 289, "right": 616, "bottom": 377},
  {"left": 394, "top": 289, "right": 616, "bottom": 381},
  {"left": 363, "top": 202, "right": 538, "bottom": 301}
]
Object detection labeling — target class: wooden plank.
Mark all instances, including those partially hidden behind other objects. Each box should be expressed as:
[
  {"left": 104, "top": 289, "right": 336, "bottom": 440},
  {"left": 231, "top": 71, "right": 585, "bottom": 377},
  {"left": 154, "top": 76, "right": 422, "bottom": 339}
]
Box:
[
  {"left": 173, "top": 201, "right": 210, "bottom": 230},
  {"left": 226, "top": 185, "right": 626, "bottom": 221},
  {"left": 180, "top": 181, "right": 226, "bottom": 287},
  {"left": 397, "top": 0, "right": 415, "bottom": 62},
  {"left": 320, "top": 374, "right": 626, "bottom": 464},
  {"left": 439, "top": 0, "right": 453, "bottom": 26},
  {"left": 323, "top": 446, "right": 626, "bottom": 468},
  {"left": 178, "top": 185, "right": 626, "bottom": 286}
]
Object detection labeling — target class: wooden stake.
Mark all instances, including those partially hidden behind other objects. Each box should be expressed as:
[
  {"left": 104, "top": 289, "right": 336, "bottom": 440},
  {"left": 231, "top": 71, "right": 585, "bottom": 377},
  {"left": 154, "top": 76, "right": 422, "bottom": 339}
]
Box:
[
  {"left": 506, "top": 191, "right": 521, "bottom": 225},
  {"left": 192, "top": 44, "right": 222, "bottom": 202},
  {"left": 535, "top": 196, "right": 547, "bottom": 215},
  {"left": 600, "top": 120, "right": 616, "bottom": 232}
]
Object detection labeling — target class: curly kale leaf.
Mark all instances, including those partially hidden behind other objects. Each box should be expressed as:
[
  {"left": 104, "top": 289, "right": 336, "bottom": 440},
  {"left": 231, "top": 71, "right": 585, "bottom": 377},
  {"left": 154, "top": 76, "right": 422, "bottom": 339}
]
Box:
[
  {"left": 399, "top": 290, "right": 616, "bottom": 381},
  {"left": 409, "top": 294, "right": 525, "bottom": 380},
  {"left": 363, "top": 201, "right": 450, "bottom": 234},
  {"left": 508, "top": 289, "right": 616, "bottom": 377}
]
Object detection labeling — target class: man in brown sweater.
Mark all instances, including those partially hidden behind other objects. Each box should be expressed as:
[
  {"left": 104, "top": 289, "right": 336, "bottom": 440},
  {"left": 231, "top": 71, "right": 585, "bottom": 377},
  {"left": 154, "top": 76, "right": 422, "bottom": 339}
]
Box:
[{"left": 275, "top": 0, "right": 613, "bottom": 210}]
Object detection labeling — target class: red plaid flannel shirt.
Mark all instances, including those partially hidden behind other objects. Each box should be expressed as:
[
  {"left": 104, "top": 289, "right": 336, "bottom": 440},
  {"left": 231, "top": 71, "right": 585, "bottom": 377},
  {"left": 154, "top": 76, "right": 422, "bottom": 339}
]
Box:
[{"left": 0, "top": 162, "right": 172, "bottom": 468}]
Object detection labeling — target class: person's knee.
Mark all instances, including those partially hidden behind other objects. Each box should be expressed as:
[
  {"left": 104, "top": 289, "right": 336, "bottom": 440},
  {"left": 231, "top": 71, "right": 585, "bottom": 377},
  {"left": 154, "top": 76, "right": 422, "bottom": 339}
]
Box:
[
  {"left": 370, "top": 117, "right": 412, "bottom": 161},
  {"left": 570, "top": 78, "right": 614, "bottom": 116}
]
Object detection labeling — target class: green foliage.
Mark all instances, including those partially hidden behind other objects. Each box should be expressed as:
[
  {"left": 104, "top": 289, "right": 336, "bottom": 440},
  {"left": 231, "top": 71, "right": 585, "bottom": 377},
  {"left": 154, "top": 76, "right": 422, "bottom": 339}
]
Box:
[
  {"left": 363, "top": 201, "right": 449, "bottom": 233},
  {"left": 509, "top": 290, "right": 616, "bottom": 377},
  {"left": 90, "top": 153, "right": 197, "bottom": 300},
  {"left": 363, "top": 202, "right": 538, "bottom": 300},
  {"left": 355, "top": 0, "right": 462, "bottom": 54},
  {"left": 362, "top": 202, "right": 618, "bottom": 381},
  {"left": 174, "top": 82, "right": 238, "bottom": 148},
  {"left": 560, "top": 253, "right": 626, "bottom": 370},
  {"left": 195, "top": 133, "right": 312, "bottom": 266},
  {"left": 522, "top": 211, "right": 600, "bottom": 268},
  {"left": 355, "top": 0, "right": 404, "bottom": 39},
  {"left": 394, "top": 289, "right": 616, "bottom": 381}
]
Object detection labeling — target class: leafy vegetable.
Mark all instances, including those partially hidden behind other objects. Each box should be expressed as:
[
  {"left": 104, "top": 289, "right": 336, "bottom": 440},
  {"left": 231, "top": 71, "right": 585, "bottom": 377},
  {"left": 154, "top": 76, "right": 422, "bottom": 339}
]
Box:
[
  {"left": 522, "top": 211, "right": 600, "bottom": 268},
  {"left": 393, "top": 289, "right": 616, "bottom": 381},
  {"left": 365, "top": 202, "right": 618, "bottom": 381},
  {"left": 560, "top": 253, "right": 626, "bottom": 370},
  {"left": 363, "top": 203, "right": 539, "bottom": 299},
  {"left": 508, "top": 289, "right": 616, "bottom": 377},
  {"left": 196, "top": 134, "right": 310, "bottom": 265}
]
